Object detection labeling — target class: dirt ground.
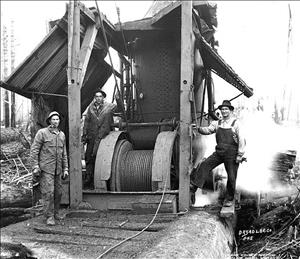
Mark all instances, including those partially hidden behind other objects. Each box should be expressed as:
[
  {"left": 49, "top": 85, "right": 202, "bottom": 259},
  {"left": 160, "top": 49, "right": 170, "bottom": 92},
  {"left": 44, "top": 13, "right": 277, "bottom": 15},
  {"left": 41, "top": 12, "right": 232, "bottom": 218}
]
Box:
[{"left": 0, "top": 207, "right": 234, "bottom": 259}]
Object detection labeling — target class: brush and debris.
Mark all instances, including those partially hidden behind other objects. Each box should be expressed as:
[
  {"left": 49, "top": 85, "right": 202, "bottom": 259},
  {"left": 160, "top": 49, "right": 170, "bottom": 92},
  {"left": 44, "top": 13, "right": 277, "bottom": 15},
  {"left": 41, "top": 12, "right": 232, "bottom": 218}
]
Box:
[
  {"left": 236, "top": 150, "right": 300, "bottom": 258},
  {"left": 0, "top": 128, "right": 34, "bottom": 227}
]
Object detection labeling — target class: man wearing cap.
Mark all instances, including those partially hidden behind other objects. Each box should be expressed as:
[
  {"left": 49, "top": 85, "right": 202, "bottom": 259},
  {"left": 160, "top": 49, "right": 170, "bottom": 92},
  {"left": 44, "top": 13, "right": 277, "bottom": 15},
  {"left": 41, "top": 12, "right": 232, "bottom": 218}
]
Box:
[
  {"left": 82, "top": 90, "right": 120, "bottom": 188},
  {"left": 190, "top": 100, "right": 246, "bottom": 207},
  {"left": 30, "top": 111, "right": 68, "bottom": 226}
]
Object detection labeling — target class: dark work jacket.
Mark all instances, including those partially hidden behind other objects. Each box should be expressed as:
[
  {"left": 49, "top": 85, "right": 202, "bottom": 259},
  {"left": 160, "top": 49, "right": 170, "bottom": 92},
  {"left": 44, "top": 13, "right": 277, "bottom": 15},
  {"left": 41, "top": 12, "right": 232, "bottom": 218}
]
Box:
[
  {"left": 83, "top": 101, "right": 120, "bottom": 156},
  {"left": 30, "top": 126, "right": 68, "bottom": 175}
]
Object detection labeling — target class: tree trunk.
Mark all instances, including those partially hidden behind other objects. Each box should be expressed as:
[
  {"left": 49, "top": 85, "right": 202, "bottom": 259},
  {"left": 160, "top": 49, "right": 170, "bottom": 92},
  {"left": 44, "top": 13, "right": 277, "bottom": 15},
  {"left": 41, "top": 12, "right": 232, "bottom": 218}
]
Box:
[{"left": 0, "top": 183, "right": 32, "bottom": 208}]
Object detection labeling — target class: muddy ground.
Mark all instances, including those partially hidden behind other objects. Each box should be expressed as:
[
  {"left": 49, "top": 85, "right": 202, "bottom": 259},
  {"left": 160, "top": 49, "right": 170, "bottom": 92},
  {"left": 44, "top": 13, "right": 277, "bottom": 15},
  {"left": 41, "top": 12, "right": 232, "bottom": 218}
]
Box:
[{"left": 0, "top": 207, "right": 233, "bottom": 259}]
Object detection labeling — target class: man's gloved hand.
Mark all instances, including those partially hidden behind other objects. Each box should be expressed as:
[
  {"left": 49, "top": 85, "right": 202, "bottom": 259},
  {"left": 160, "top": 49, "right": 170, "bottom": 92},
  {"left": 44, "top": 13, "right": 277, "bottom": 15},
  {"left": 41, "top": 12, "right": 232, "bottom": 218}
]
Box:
[
  {"left": 236, "top": 155, "right": 247, "bottom": 164},
  {"left": 236, "top": 155, "right": 243, "bottom": 164},
  {"left": 32, "top": 167, "right": 41, "bottom": 186},
  {"left": 81, "top": 135, "right": 87, "bottom": 145},
  {"left": 61, "top": 171, "right": 69, "bottom": 180},
  {"left": 32, "top": 167, "right": 41, "bottom": 176}
]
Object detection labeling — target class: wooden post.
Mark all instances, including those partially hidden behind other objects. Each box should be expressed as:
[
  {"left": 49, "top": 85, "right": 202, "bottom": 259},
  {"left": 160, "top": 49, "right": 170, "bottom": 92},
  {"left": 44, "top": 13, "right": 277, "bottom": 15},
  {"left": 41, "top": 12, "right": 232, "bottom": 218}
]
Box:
[
  {"left": 179, "top": 1, "right": 193, "bottom": 211},
  {"left": 67, "top": 1, "right": 98, "bottom": 208},
  {"left": 68, "top": 0, "right": 82, "bottom": 208}
]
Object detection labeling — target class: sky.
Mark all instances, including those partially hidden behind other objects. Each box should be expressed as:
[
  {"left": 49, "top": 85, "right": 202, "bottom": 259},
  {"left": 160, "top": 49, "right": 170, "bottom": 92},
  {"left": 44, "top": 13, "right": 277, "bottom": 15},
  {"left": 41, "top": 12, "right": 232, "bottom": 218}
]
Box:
[{"left": 215, "top": 2, "right": 300, "bottom": 117}]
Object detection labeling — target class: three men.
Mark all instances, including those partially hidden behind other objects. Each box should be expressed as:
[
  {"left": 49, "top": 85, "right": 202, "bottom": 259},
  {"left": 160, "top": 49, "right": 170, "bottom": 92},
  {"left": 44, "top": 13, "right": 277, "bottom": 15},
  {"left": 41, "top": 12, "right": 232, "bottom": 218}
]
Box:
[
  {"left": 30, "top": 111, "right": 68, "bottom": 226},
  {"left": 191, "top": 100, "right": 246, "bottom": 207},
  {"left": 82, "top": 90, "right": 119, "bottom": 188}
]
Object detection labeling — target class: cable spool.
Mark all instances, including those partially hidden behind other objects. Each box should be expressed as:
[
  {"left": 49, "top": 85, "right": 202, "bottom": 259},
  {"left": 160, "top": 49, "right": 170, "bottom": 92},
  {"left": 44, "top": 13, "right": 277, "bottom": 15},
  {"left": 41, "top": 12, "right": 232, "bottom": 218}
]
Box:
[
  {"left": 110, "top": 139, "right": 154, "bottom": 192},
  {"left": 119, "top": 150, "right": 153, "bottom": 191}
]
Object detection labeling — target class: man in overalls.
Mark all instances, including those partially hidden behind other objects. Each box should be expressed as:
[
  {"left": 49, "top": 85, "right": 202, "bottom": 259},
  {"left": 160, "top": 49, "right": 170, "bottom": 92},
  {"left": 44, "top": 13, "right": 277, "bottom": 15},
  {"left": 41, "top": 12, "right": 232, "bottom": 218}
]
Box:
[
  {"left": 190, "top": 100, "right": 246, "bottom": 207},
  {"left": 31, "top": 111, "right": 69, "bottom": 225}
]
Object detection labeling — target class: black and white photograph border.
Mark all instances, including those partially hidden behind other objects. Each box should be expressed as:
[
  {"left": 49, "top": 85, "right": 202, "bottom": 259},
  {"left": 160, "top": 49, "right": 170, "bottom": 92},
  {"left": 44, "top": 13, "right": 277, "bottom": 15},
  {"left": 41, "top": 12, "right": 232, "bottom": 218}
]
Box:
[{"left": 0, "top": 1, "right": 300, "bottom": 259}]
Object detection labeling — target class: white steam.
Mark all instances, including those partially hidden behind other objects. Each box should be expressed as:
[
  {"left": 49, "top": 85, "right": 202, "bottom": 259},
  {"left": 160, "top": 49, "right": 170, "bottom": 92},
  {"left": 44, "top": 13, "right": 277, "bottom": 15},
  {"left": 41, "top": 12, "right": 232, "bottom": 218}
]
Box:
[{"left": 237, "top": 109, "right": 300, "bottom": 194}]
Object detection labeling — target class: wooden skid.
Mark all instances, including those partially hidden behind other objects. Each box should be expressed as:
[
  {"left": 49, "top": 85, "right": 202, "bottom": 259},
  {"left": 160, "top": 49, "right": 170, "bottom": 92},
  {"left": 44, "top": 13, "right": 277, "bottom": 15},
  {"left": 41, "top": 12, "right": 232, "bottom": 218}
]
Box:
[
  {"left": 220, "top": 203, "right": 235, "bottom": 218},
  {"left": 82, "top": 192, "right": 178, "bottom": 213}
]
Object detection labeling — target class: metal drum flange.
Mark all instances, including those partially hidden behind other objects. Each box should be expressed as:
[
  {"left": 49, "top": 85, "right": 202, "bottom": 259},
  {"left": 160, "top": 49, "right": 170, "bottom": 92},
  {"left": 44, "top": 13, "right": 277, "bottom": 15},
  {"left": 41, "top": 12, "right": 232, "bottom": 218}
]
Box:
[
  {"left": 94, "top": 131, "right": 128, "bottom": 190},
  {"left": 152, "top": 130, "right": 177, "bottom": 191},
  {"left": 110, "top": 139, "right": 133, "bottom": 191}
]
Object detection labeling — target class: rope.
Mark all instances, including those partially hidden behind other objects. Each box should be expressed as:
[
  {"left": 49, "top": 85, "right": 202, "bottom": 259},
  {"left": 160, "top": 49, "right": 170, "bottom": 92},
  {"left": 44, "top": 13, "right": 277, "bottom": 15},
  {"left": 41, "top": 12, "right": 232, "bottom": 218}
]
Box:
[{"left": 95, "top": 176, "right": 168, "bottom": 259}]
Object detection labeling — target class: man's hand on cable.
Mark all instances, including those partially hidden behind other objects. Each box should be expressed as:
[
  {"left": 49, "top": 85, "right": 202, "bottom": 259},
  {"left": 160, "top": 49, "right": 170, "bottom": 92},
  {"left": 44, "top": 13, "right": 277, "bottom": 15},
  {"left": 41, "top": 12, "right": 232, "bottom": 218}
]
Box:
[{"left": 61, "top": 170, "right": 69, "bottom": 180}]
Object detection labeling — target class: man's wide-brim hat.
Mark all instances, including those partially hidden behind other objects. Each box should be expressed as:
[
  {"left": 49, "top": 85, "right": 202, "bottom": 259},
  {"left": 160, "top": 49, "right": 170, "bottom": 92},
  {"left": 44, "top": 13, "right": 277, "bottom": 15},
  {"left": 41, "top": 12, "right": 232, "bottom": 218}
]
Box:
[
  {"left": 218, "top": 100, "right": 234, "bottom": 111},
  {"left": 46, "top": 111, "right": 61, "bottom": 125},
  {"left": 95, "top": 89, "right": 107, "bottom": 98}
]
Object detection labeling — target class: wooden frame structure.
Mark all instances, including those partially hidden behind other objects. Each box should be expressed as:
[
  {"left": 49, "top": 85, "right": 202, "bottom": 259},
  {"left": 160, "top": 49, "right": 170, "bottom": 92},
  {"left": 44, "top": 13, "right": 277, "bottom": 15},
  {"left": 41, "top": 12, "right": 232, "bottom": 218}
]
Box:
[
  {"left": 0, "top": 1, "right": 253, "bottom": 212},
  {"left": 65, "top": 1, "right": 253, "bottom": 211},
  {"left": 66, "top": 0, "right": 196, "bottom": 210}
]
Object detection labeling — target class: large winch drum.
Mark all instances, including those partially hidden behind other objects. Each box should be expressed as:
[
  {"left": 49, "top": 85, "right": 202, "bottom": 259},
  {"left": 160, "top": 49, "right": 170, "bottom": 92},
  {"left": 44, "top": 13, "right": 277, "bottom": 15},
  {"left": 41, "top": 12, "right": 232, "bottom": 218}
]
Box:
[{"left": 94, "top": 130, "right": 177, "bottom": 192}]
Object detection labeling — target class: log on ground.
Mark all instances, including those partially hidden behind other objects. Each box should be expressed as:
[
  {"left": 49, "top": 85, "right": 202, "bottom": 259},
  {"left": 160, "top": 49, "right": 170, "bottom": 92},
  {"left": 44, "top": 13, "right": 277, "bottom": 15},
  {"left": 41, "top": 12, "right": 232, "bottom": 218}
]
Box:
[{"left": 0, "top": 183, "right": 32, "bottom": 208}]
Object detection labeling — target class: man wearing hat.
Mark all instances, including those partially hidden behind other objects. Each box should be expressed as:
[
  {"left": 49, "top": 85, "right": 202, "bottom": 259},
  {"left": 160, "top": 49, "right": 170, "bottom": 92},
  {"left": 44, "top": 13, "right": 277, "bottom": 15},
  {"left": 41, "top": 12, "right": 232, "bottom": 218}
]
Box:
[
  {"left": 30, "top": 111, "right": 68, "bottom": 226},
  {"left": 190, "top": 100, "right": 246, "bottom": 207},
  {"left": 82, "top": 90, "right": 120, "bottom": 188}
]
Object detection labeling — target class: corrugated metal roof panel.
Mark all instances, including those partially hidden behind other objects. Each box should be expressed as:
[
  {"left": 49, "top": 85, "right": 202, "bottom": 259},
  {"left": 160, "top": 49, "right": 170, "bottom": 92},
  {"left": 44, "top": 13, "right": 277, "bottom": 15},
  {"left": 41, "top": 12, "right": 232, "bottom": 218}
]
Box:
[
  {"left": 0, "top": 23, "right": 112, "bottom": 102},
  {"left": 7, "top": 27, "right": 66, "bottom": 91},
  {"left": 30, "top": 44, "right": 68, "bottom": 93}
]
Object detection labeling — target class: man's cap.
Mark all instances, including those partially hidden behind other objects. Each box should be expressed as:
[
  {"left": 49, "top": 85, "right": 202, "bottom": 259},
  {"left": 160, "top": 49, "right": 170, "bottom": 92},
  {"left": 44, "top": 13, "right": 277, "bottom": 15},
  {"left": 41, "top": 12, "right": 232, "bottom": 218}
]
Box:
[
  {"left": 218, "top": 100, "right": 234, "bottom": 111},
  {"left": 46, "top": 111, "right": 61, "bottom": 125},
  {"left": 95, "top": 89, "right": 107, "bottom": 98}
]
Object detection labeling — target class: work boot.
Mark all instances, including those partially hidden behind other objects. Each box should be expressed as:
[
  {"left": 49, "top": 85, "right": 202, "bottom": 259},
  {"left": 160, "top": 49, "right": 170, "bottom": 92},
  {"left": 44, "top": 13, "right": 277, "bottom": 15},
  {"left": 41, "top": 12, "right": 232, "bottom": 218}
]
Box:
[
  {"left": 54, "top": 213, "right": 65, "bottom": 220},
  {"left": 46, "top": 216, "right": 55, "bottom": 226},
  {"left": 190, "top": 184, "right": 198, "bottom": 205}
]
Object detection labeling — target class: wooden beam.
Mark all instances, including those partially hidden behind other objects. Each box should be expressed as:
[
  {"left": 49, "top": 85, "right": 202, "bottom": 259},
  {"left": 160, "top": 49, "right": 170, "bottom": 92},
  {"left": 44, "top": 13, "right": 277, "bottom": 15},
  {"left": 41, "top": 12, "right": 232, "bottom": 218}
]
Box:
[
  {"left": 68, "top": 0, "right": 82, "bottom": 208},
  {"left": 78, "top": 24, "right": 98, "bottom": 87},
  {"left": 77, "top": 2, "right": 115, "bottom": 40},
  {"left": 77, "top": 2, "right": 96, "bottom": 24},
  {"left": 116, "top": 18, "right": 161, "bottom": 31},
  {"left": 77, "top": 2, "right": 116, "bottom": 31},
  {"left": 56, "top": 17, "right": 106, "bottom": 50},
  {"left": 151, "top": 1, "right": 182, "bottom": 26},
  {"left": 179, "top": 1, "right": 193, "bottom": 211}
]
